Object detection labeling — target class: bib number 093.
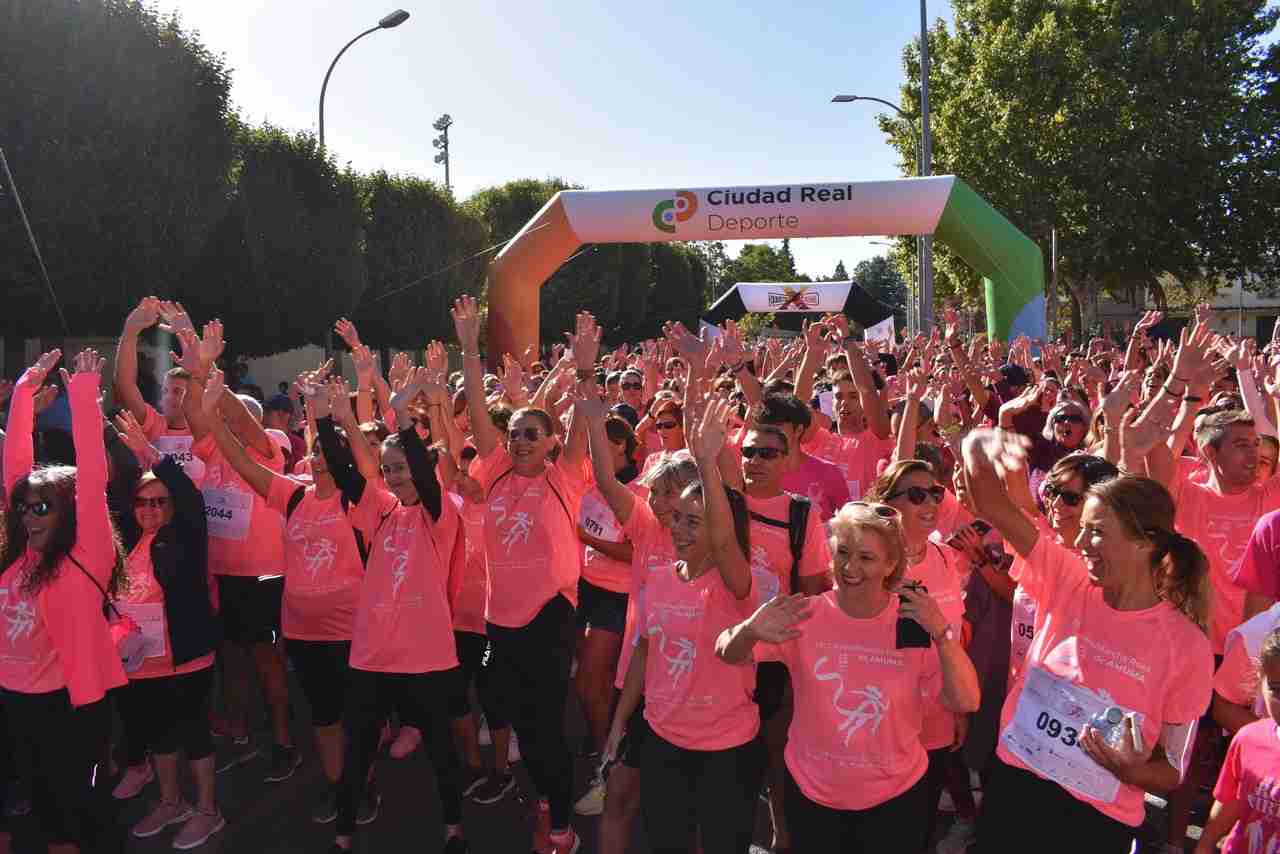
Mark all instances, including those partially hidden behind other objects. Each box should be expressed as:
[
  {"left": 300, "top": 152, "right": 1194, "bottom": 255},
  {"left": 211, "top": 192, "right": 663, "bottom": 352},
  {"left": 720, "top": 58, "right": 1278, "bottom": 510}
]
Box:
[{"left": 1035, "top": 711, "right": 1079, "bottom": 747}]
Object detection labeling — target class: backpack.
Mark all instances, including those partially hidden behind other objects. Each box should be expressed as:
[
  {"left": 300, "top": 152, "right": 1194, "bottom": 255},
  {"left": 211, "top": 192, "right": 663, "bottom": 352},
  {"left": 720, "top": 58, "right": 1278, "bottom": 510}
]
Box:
[{"left": 726, "top": 490, "right": 811, "bottom": 594}]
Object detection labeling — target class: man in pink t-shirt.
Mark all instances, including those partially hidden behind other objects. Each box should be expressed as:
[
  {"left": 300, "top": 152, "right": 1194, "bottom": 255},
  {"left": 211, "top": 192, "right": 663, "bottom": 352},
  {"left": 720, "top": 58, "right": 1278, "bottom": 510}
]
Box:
[{"left": 1231, "top": 508, "right": 1280, "bottom": 624}]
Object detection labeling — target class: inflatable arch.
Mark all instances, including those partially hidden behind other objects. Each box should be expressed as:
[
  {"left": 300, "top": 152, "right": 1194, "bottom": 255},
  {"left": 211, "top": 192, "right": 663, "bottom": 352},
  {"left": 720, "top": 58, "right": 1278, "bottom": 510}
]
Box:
[{"left": 485, "top": 175, "right": 1044, "bottom": 361}]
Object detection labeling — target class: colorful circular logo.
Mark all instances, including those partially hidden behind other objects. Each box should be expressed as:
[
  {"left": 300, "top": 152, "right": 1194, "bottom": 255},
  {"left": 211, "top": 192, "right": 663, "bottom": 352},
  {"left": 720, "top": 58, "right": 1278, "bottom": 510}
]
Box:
[{"left": 652, "top": 191, "right": 698, "bottom": 233}]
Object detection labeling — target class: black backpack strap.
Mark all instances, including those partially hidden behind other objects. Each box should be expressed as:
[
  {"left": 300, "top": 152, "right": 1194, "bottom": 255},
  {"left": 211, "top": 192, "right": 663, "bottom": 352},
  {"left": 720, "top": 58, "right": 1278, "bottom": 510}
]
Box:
[
  {"left": 68, "top": 553, "right": 122, "bottom": 620},
  {"left": 285, "top": 485, "right": 306, "bottom": 521},
  {"left": 787, "top": 496, "right": 811, "bottom": 593}
]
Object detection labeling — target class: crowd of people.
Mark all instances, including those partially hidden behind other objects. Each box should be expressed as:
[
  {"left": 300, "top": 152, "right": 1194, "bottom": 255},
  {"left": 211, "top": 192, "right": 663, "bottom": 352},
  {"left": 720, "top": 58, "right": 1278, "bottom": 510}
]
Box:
[{"left": 1, "top": 294, "right": 1279, "bottom": 854}]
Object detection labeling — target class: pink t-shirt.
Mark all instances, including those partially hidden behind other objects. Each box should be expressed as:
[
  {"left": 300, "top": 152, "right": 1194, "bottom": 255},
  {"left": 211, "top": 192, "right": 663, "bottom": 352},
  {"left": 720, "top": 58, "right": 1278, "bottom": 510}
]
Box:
[
  {"left": 265, "top": 476, "right": 365, "bottom": 642},
  {"left": 1173, "top": 473, "right": 1280, "bottom": 653},
  {"left": 1231, "top": 508, "right": 1280, "bottom": 603},
  {"left": 348, "top": 484, "right": 460, "bottom": 674},
  {"left": 639, "top": 561, "right": 759, "bottom": 750},
  {"left": 757, "top": 591, "right": 939, "bottom": 810},
  {"left": 745, "top": 493, "right": 833, "bottom": 604},
  {"left": 911, "top": 541, "right": 965, "bottom": 750},
  {"left": 453, "top": 498, "right": 488, "bottom": 635},
  {"left": 803, "top": 427, "right": 894, "bottom": 501},
  {"left": 141, "top": 403, "right": 205, "bottom": 484},
  {"left": 781, "top": 452, "right": 852, "bottom": 525},
  {"left": 1214, "top": 602, "right": 1280, "bottom": 717},
  {"left": 1008, "top": 519, "right": 1070, "bottom": 686},
  {"left": 998, "top": 535, "right": 1214, "bottom": 827},
  {"left": 0, "top": 375, "right": 127, "bottom": 706},
  {"left": 194, "top": 435, "right": 286, "bottom": 577},
  {"left": 1213, "top": 718, "right": 1280, "bottom": 854},
  {"left": 119, "top": 534, "right": 216, "bottom": 679},
  {"left": 615, "top": 500, "right": 679, "bottom": 690},
  {"left": 471, "top": 447, "right": 587, "bottom": 628},
  {"left": 579, "top": 483, "right": 645, "bottom": 595}
]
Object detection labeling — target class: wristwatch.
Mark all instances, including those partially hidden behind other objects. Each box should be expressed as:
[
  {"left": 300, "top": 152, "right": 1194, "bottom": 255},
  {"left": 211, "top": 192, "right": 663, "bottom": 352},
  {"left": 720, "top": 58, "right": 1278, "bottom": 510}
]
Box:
[{"left": 932, "top": 624, "right": 956, "bottom": 643}]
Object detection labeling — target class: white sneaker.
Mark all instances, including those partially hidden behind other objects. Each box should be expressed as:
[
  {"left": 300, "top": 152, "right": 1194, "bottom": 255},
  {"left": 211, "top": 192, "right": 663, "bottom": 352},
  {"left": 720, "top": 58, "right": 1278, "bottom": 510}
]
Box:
[
  {"left": 935, "top": 817, "right": 977, "bottom": 854},
  {"left": 574, "top": 777, "right": 605, "bottom": 816}
]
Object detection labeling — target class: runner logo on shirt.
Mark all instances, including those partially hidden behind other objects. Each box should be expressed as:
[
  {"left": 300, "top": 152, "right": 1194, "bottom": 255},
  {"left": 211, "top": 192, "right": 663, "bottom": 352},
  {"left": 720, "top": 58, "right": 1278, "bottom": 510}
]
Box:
[
  {"left": 0, "top": 589, "right": 35, "bottom": 643},
  {"left": 303, "top": 538, "right": 338, "bottom": 582},
  {"left": 647, "top": 618, "right": 695, "bottom": 686},
  {"left": 381, "top": 531, "right": 410, "bottom": 598},
  {"left": 501, "top": 512, "right": 533, "bottom": 550},
  {"left": 814, "top": 656, "right": 889, "bottom": 746}
]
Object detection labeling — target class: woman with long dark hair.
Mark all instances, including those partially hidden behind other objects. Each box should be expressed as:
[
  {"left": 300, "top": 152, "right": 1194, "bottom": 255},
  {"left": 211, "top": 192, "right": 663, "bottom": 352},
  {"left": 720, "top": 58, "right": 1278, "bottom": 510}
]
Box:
[{"left": 0, "top": 349, "right": 127, "bottom": 854}]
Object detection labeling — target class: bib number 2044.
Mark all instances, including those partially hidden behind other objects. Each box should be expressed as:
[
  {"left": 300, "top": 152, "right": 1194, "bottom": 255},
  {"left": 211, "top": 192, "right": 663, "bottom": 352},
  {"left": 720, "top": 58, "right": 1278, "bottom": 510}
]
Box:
[{"left": 1035, "top": 711, "right": 1079, "bottom": 748}]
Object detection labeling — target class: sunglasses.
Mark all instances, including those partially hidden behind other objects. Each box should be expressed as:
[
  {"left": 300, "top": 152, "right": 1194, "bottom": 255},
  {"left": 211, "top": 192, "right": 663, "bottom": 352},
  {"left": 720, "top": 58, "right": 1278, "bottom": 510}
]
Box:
[
  {"left": 1053, "top": 413, "right": 1085, "bottom": 426},
  {"left": 508, "top": 427, "right": 544, "bottom": 442},
  {"left": 656, "top": 420, "right": 679, "bottom": 431},
  {"left": 621, "top": 382, "right": 643, "bottom": 391},
  {"left": 14, "top": 500, "right": 53, "bottom": 517},
  {"left": 1044, "top": 484, "right": 1084, "bottom": 507},
  {"left": 133, "top": 496, "right": 172, "bottom": 509},
  {"left": 741, "top": 446, "right": 783, "bottom": 461},
  {"left": 850, "top": 501, "right": 900, "bottom": 519},
  {"left": 888, "top": 485, "right": 946, "bottom": 505}
]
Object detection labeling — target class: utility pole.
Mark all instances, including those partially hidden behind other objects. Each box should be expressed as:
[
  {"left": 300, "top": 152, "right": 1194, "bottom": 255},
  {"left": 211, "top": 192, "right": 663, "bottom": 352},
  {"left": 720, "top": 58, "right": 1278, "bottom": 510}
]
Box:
[
  {"left": 1049, "top": 228, "right": 1058, "bottom": 338},
  {"left": 432, "top": 114, "right": 452, "bottom": 192},
  {"left": 918, "top": 0, "right": 935, "bottom": 333}
]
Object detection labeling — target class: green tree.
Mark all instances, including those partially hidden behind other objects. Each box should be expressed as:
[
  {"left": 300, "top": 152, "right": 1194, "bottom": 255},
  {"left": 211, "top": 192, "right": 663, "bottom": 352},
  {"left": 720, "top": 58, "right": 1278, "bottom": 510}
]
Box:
[
  {"left": 181, "top": 125, "right": 366, "bottom": 355},
  {"left": 355, "top": 171, "right": 487, "bottom": 349},
  {"left": 833, "top": 260, "right": 849, "bottom": 281},
  {"left": 722, "top": 243, "right": 810, "bottom": 286},
  {"left": 687, "top": 241, "right": 730, "bottom": 302},
  {"left": 0, "top": 0, "right": 236, "bottom": 337},
  {"left": 880, "top": 0, "right": 1280, "bottom": 336},
  {"left": 853, "top": 256, "right": 909, "bottom": 330}
]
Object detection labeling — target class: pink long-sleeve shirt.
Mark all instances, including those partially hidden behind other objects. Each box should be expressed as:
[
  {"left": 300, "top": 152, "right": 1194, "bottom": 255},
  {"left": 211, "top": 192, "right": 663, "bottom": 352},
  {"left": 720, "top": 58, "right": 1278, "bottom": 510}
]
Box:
[{"left": 0, "top": 372, "right": 127, "bottom": 706}]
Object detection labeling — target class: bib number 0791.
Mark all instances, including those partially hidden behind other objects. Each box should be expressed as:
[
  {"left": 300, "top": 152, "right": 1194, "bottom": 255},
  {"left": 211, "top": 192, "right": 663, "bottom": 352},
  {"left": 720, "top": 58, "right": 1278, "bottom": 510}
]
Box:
[{"left": 1035, "top": 711, "right": 1079, "bottom": 747}]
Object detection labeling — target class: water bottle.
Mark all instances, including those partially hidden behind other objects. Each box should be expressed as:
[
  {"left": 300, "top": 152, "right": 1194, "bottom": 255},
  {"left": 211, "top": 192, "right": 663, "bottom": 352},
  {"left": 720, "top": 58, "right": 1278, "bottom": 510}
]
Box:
[{"left": 1089, "top": 706, "right": 1128, "bottom": 750}]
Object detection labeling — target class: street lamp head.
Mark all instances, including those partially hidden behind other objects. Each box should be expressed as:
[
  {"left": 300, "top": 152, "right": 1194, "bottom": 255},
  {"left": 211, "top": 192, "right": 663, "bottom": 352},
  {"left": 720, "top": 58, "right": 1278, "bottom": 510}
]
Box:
[
  {"left": 830, "top": 94, "right": 859, "bottom": 103},
  {"left": 379, "top": 9, "right": 410, "bottom": 28}
]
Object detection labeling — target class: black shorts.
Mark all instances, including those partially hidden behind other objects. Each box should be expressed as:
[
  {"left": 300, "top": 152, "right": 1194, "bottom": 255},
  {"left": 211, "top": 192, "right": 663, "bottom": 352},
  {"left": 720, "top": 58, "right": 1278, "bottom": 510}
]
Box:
[
  {"left": 755, "top": 661, "right": 792, "bottom": 723},
  {"left": 617, "top": 700, "right": 650, "bottom": 769},
  {"left": 217, "top": 575, "right": 284, "bottom": 644},
  {"left": 577, "top": 578, "right": 628, "bottom": 635},
  {"left": 285, "top": 638, "right": 351, "bottom": 727}
]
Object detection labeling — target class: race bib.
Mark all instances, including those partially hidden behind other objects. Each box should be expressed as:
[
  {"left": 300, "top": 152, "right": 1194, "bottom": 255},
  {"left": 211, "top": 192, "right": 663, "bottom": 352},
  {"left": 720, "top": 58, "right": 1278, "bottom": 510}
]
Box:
[
  {"left": 202, "top": 486, "right": 253, "bottom": 542},
  {"left": 1010, "top": 585, "right": 1037, "bottom": 663},
  {"left": 154, "top": 435, "right": 206, "bottom": 483},
  {"left": 115, "top": 602, "right": 167, "bottom": 659},
  {"left": 1001, "top": 667, "right": 1138, "bottom": 804}
]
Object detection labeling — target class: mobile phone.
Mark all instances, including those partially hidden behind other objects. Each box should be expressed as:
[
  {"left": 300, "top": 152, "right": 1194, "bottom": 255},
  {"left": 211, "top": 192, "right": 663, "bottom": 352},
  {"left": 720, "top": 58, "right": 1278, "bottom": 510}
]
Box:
[
  {"left": 896, "top": 581, "right": 932, "bottom": 649},
  {"left": 971, "top": 520, "right": 992, "bottom": 536}
]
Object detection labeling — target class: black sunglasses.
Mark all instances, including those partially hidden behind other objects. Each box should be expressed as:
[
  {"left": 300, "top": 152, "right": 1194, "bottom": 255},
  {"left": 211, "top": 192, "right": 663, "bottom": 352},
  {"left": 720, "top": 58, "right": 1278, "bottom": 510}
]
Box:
[
  {"left": 656, "top": 420, "right": 679, "bottom": 430},
  {"left": 14, "top": 500, "right": 53, "bottom": 517},
  {"left": 888, "top": 485, "right": 946, "bottom": 505},
  {"left": 621, "top": 382, "right": 643, "bottom": 391},
  {"left": 741, "top": 446, "right": 784, "bottom": 461},
  {"left": 1053, "top": 413, "right": 1086, "bottom": 426},
  {"left": 133, "top": 496, "right": 172, "bottom": 509},
  {"left": 1044, "top": 484, "right": 1084, "bottom": 507},
  {"left": 507, "top": 427, "right": 544, "bottom": 442}
]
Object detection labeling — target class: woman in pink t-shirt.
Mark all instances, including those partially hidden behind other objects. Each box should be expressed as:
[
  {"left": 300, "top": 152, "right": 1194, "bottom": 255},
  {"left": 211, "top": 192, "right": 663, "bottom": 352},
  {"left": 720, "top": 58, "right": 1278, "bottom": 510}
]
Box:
[
  {"left": 110, "top": 412, "right": 224, "bottom": 848},
  {"left": 718, "top": 501, "right": 979, "bottom": 852},
  {"left": 203, "top": 372, "right": 372, "bottom": 826},
  {"left": 1198, "top": 627, "right": 1280, "bottom": 854},
  {"left": 605, "top": 397, "right": 764, "bottom": 854},
  {"left": 1, "top": 349, "right": 127, "bottom": 852},
  {"left": 963, "top": 429, "right": 1214, "bottom": 853},
  {"left": 313, "top": 368, "right": 469, "bottom": 854}
]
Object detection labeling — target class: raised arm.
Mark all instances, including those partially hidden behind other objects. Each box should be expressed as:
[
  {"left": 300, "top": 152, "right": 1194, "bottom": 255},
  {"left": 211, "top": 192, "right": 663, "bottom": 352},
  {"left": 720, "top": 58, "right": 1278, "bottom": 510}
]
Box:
[
  {"left": 848, "top": 342, "right": 891, "bottom": 440},
  {"left": 200, "top": 368, "right": 283, "bottom": 501},
  {"left": 4, "top": 350, "right": 59, "bottom": 494},
  {"left": 961, "top": 429, "right": 1039, "bottom": 559},
  {"left": 318, "top": 377, "right": 369, "bottom": 506},
  {"left": 63, "top": 349, "right": 114, "bottom": 572},
  {"left": 391, "top": 368, "right": 443, "bottom": 521},
  {"left": 894, "top": 370, "right": 925, "bottom": 464},
  {"left": 793, "top": 320, "right": 830, "bottom": 405},
  {"left": 113, "top": 297, "right": 162, "bottom": 422},
  {"left": 575, "top": 391, "right": 637, "bottom": 525},
  {"left": 453, "top": 296, "right": 501, "bottom": 457},
  {"left": 1165, "top": 323, "right": 1215, "bottom": 455},
  {"left": 562, "top": 312, "right": 602, "bottom": 471},
  {"left": 688, "top": 396, "right": 751, "bottom": 599},
  {"left": 716, "top": 593, "right": 813, "bottom": 665}
]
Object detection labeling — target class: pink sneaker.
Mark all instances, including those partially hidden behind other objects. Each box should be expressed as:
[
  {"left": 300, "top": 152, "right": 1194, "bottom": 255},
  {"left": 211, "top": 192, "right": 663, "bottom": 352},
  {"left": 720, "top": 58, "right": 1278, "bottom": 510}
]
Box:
[
  {"left": 389, "top": 726, "right": 421, "bottom": 759},
  {"left": 112, "top": 763, "right": 154, "bottom": 800},
  {"left": 172, "top": 808, "right": 225, "bottom": 850},
  {"left": 131, "top": 800, "right": 193, "bottom": 838},
  {"left": 531, "top": 799, "right": 551, "bottom": 853},
  {"left": 547, "top": 828, "right": 581, "bottom": 854}
]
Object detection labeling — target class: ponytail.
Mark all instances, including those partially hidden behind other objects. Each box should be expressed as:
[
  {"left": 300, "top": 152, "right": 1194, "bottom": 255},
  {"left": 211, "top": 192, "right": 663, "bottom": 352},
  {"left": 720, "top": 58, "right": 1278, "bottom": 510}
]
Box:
[{"left": 1149, "top": 529, "right": 1209, "bottom": 630}]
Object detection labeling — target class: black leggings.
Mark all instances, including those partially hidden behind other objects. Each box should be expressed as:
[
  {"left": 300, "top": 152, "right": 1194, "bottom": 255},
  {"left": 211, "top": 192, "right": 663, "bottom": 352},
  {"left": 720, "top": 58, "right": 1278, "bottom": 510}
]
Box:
[
  {"left": 487, "top": 595, "right": 577, "bottom": 830},
  {"left": 2, "top": 687, "right": 115, "bottom": 848},
  {"left": 785, "top": 764, "right": 928, "bottom": 853},
  {"left": 640, "top": 731, "right": 766, "bottom": 854},
  {"left": 285, "top": 638, "right": 350, "bottom": 728},
  {"left": 977, "top": 759, "right": 1135, "bottom": 854},
  {"left": 118, "top": 668, "right": 215, "bottom": 765},
  {"left": 338, "top": 667, "right": 465, "bottom": 837},
  {"left": 453, "top": 630, "right": 506, "bottom": 729}
]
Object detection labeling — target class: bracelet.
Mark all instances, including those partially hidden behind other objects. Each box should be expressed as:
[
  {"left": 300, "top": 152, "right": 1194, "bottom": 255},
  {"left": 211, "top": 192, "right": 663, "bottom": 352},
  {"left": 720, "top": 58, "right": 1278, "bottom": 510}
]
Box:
[
  {"left": 461, "top": 352, "right": 481, "bottom": 360},
  {"left": 1184, "top": 395, "right": 1203, "bottom": 403}
]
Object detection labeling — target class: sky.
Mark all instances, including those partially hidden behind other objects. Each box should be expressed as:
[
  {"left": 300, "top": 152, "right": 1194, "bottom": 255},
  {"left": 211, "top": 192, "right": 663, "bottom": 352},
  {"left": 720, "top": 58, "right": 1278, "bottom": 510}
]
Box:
[{"left": 154, "top": 0, "right": 955, "bottom": 281}]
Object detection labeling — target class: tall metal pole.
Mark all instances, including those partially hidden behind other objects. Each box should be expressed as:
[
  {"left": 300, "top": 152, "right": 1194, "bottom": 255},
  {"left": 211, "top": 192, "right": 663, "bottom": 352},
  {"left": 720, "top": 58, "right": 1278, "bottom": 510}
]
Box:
[
  {"left": 918, "top": 0, "right": 935, "bottom": 333},
  {"left": 1049, "top": 228, "right": 1058, "bottom": 338},
  {"left": 318, "top": 26, "right": 380, "bottom": 150}
]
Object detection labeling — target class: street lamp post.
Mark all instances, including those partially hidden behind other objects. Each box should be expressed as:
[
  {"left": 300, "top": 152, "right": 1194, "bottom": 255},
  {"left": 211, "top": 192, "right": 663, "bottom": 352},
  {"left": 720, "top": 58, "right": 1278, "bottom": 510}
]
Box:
[
  {"left": 918, "top": 0, "right": 935, "bottom": 333},
  {"left": 832, "top": 94, "right": 924, "bottom": 337},
  {"left": 432, "top": 114, "right": 453, "bottom": 192},
  {"left": 318, "top": 9, "right": 410, "bottom": 150}
]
